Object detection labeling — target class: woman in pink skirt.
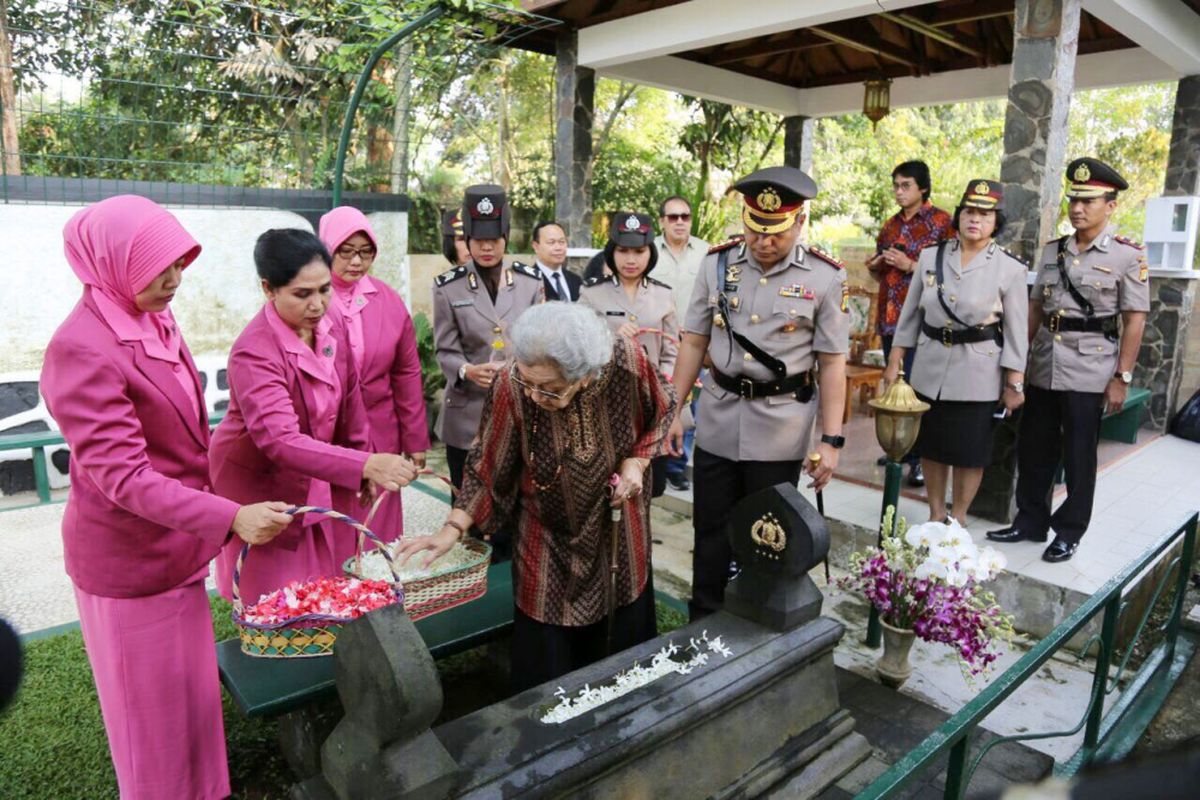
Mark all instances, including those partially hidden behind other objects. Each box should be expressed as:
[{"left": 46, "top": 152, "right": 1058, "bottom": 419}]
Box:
[
  {"left": 318, "top": 206, "right": 429, "bottom": 555},
  {"left": 41, "top": 195, "right": 295, "bottom": 799},
  {"left": 210, "top": 228, "right": 418, "bottom": 605}
]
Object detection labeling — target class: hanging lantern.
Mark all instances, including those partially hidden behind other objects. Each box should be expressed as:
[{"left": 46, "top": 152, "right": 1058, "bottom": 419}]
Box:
[{"left": 863, "top": 79, "right": 892, "bottom": 127}]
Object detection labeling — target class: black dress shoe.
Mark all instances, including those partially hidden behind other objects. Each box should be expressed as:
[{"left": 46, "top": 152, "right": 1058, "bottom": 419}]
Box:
[
  {"left": 986, "top": 525, "right": 1049, "bottom": 544},
  {"left": 666, "top": 474, "right": 690, "bottom": 491},
  {"left": 907, "top": 463, "right": 925, "bottom": 487},
  {"left": 1042, "top": 538, "right": 1079, "bottom": 563}
]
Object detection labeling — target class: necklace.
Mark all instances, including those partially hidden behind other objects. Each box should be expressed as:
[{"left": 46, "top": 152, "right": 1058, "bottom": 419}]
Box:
[{"left": 526, "top": 406, "right": 563, "bottom": 492}]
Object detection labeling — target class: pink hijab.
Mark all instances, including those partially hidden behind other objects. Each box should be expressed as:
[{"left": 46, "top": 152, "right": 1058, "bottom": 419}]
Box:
[
  {"left": 318, "top": 205, "right": 378, "bottom": 292},
  {"left": 64, "top": 195, "right": 201, "bottom": 313}
]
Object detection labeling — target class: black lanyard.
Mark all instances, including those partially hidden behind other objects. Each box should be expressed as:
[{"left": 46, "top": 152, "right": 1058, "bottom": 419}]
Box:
[{"left": 1054, "top": 237, "right": 1095, "bottom": 317}]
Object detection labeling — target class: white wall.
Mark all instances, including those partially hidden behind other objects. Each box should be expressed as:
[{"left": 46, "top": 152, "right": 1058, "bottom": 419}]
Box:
[{"left": 0, "top": 203, "right": 409, "bottom": 373}]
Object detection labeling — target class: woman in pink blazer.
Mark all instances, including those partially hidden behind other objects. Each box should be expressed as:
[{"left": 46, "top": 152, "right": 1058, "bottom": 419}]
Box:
[
  {"left": 41, "top": 195, "right": 294, "bottom": 800},
  {"left": 210, "top": 229, "right": 417, "bottom": 605},
  {"left": 319, "top": 206, "right": 430, "bottom": 554}
]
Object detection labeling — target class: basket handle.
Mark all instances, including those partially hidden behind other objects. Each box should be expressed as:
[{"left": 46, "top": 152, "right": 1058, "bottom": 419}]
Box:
[
  {"left": 231, "top": 505, "right": 400, "bottom": 615},
  {"left": 351, "top": 469, "right": 459, "bottom": 568}
]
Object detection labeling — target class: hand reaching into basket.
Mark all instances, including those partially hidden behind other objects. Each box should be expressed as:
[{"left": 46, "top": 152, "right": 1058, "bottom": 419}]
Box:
[
  {"left": 232, "top": 502, "right": 294, "bottom": 545},
  {"left": 363, "top": 453, "right": 418, "bottom": 494},
  {"left": 396, "top": 510, "right": 473, "bottom": 569}
]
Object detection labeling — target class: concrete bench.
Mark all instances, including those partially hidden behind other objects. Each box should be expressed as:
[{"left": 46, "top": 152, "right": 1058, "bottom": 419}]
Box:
[{"left": 217, "top": 560, "right": 515, "bottom": 719}]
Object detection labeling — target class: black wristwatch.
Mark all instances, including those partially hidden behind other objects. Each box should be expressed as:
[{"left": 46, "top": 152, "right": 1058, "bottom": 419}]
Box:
[{"left": 820, "top": 434, "right": 846, "bottom": 449}]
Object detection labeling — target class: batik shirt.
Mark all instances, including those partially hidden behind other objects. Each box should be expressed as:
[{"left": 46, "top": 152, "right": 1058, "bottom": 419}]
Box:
[{"left": 875, "top": 202, "right": 954, "bottom": 335}]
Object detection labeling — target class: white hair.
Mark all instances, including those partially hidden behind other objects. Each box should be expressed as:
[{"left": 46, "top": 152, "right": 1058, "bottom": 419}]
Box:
[{"left": 510, "top": 302, "right": 614, "bottom": 383}]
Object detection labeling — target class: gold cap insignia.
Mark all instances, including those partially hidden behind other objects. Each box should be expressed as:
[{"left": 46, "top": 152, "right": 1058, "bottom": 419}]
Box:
[
  {"left": 974, "top": 181, "right": 990, "bottom": 196},
  {"left": 1073, "top": 163, "right": 1091, "bottom": 182},
  {"left": 757, "top": 187, "right": 782, "bottom": 212}
]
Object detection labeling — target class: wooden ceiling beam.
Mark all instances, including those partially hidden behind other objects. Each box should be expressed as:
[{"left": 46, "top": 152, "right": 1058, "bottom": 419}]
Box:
[
  {"left": 877, "top": 12, "right": 982, "bottom": 58},
  {"left": 809, "top": 24, "right": 918, "bottom": 69},
  {"left": 708, "top": 34, "right": 830, "bottom": 66}
]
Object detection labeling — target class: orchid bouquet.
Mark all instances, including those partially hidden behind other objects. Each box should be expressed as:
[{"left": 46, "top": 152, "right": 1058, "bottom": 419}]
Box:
[{"left": 840, "top": 507, "right": 1015, "bottom": 676}]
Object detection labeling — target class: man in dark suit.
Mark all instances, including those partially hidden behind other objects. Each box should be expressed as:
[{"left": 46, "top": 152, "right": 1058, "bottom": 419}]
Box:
[{"left": 531, "top": 221, "right": 581, "bottom": 301}]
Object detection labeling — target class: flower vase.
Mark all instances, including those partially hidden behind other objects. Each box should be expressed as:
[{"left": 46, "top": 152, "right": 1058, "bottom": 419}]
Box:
[{"left": 876, "top": 620, "right": 916, "bottom": 688}]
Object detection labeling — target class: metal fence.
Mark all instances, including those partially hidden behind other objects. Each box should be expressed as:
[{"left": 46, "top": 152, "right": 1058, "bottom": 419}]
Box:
[
  {"left": 859, "top": 511, "right": 1199, "bottom": 799},
  {"left": 0, "top": 0, "right": 557, "bottom": 212}
]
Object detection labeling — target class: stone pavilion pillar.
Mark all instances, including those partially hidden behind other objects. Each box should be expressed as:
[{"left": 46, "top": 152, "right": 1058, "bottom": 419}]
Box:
[
  {"left": 554, "top": 29, "right": 595, "bottom": 260},
  {"left": 1165, "top": 75, "right": 1200, "bottom": 198},
  {"left": 784, "top": 115, "right": 815, "bottom": 176}
]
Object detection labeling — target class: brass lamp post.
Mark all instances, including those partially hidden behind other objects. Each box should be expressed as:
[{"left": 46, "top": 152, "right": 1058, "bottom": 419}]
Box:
[{"left": 863, "top": 372, "right": 929, "bottom": 647}]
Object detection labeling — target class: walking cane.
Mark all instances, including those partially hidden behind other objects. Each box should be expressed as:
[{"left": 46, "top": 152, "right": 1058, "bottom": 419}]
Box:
[
  {"left": 809, "top": 452, "right": 830, "bottom": 585},
  {"left": 606, "top": 473, "right": 623, "bottom": 656}
]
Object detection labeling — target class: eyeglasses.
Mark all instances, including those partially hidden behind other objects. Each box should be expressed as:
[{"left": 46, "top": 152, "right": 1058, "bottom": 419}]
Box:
[
  {"left": 662, "top": 213, "right": 691, "bottom": 222},
  {"left": 509, "top": 363, "right": 572, "bottom": 401},
  {"left": 335, "top": 245, "right": 377, "bottom": 261}
]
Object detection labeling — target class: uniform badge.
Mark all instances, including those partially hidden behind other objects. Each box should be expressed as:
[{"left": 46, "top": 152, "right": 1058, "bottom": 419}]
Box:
[
  {"left": 504, "top": 268, "right": 514, "bottom": 287},
  {"left": 451, "top": 299, "right": 473, "bottom": 308},
  {"left": 468, "top": 272, "right": 478, "bottom": 290},
  {"left": 476, "top": 196, "right": 494, "bottom": 215},
  {"left": 1091, "top": 265, "right": 1112, "bottom": 274},
  {"left": 974, "top": 181, "right": 990, "bottom": 196},
  {"left": 623, "top": 214, "right": 641, "bottom": 231},
  {"left": 1138, "top": 259, "right": 1149, "bottom": 282},
  {"left": 781, "top": 323, "right": 797, "bottom": 333},
  {"left": 840, "top": 285, "right": 850, "bottom": 314},
  {"left": 778, "top": 284, "right": 806, "bottom": 299},
  {"left": 724, "top": 264, "right": 742, "bottom": 283},
  {"left": 756, "top": 187, "right": 782, "bottom": 212},
  {"left": 322, "top": 345, "right": 334, "bottom": 358},
  {"left": 1074, "top": 162, "right": 1091, "bottom": 182}
]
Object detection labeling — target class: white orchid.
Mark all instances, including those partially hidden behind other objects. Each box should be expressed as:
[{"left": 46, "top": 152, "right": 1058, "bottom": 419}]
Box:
[
  {"left": 904, "top": 520, "right": 948, "bottom": 549},
  {"left": 972, "top": 547, "right": 1007, "bottom": 581}
]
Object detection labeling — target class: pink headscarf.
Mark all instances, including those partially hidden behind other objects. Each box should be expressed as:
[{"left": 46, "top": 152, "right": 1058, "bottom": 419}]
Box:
[
  {"left": 63, "top": 194, "right": 201, "bottom": 349},
  {"left": 318, "top": 206, "right": 378, "bottom": 272}
]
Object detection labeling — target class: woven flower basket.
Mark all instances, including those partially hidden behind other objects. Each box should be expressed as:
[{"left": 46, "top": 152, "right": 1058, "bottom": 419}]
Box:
[{"left": 232, "top": 505, "right": 403, "bottom": 658}]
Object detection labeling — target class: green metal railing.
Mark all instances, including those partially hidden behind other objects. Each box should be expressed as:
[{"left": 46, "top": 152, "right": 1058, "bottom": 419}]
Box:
[
  {"left": 0, "top": 413, "right": 226, "bottom": 505},
  {"left": 859, "top": 511, "right": 1199, "bottom": 799}
]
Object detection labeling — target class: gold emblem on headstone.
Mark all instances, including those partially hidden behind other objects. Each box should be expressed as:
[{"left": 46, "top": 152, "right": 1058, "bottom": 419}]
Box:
[
  {"left": 756, "top": 187, "right": 782, "bottom": 212},
  {"left": 1073, "top": 163, "right": 1091, "bottom": 182},
  {"left": 750, "top": 512, "right": 787, "bottom": 555},
  {"left": 974, "top": 181, "right": 990, "bottom": 196}
]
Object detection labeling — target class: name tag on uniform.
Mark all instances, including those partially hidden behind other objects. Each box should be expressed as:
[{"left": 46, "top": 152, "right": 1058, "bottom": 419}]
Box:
[
  {"left": 1091, "top": 265, "right": 1112, "bottom": 274},
  {"left": 779, "top": 284, "right": 814, "bottom": 300},
  {"left": 606, "top": 310, "right": 626, "bottom": 317},
  {"left": 451, "top": 300, "right": 473, "bottom": 308}
]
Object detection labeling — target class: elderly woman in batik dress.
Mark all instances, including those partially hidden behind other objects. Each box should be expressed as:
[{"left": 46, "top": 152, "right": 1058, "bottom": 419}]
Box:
[{"left": 397, "top": 302, "right": 677, "bottom": 690}]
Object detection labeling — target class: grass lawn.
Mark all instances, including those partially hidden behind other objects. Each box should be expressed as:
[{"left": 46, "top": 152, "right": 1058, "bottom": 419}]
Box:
[{"left": 0, "top": 596, "right": 689, "bottom": 799}]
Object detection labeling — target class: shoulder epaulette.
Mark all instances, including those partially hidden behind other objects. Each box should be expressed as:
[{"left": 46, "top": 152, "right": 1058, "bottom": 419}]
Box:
[
  {"left": 434, "top": 266, "right": 467, "bottom": 287},
  {"left": 1114, "top": 235, "right": 1144, "bottom": 251},
  {"left": 582, "top": 275, "right": 606, "bottom": 288},
  {"left": 646, "top": 275, "right": 672, "bottom": 290},
  {"left": 808, "top": 245, "right": 844, "bottom": 270},
  {"left": 510, "top": 261, "right": 541, "bottom": 279},
  {"left": 707, "top": 236, "right": 744, "bottom": 255},
  {"left": 999, "top": 245, "right": 1029, "bottom": 268}
]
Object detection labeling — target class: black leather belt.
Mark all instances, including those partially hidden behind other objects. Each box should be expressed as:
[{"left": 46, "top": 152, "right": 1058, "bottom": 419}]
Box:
[
  {"left": 921, "top": 321, "right": 1002, "bottom": 347},
  {"left": 1043, "top": 312, "right": 1119, "bottom": 336},
  {"left": 710, "top": 367, "right": 814, "bottom": 401}
]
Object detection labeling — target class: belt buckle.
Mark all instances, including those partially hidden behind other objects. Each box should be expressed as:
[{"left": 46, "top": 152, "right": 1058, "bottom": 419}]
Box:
[
  {"left": 739, "top": 377, "right": 755, "bottom": 400},
  {"left": 1048, "top": 313, "right": 1061, "bottom": 333},
  {"left": 941, "top": 326, "right": 953, "bottom": 347}
]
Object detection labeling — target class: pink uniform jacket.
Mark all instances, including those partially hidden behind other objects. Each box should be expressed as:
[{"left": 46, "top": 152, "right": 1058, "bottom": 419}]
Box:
[
  {"left": 210, "top": 304, "right": 371, "bottom": 599},
  {"left": 41, "top": 292, "right": 240, "bottom": 598}
]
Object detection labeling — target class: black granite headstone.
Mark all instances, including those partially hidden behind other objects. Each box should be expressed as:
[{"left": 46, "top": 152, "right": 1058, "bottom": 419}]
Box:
[{"left": 724, "top": 483, "right": 829, "bottom": 631}]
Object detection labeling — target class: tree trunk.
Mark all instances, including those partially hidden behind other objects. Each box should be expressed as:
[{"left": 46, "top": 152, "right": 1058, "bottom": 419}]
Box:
[
  {"left": 389, "top": 39, "right": 413, "bottom": 195},
  {"left": 0, "top": 0, "right": 21, "bottom": 176}
]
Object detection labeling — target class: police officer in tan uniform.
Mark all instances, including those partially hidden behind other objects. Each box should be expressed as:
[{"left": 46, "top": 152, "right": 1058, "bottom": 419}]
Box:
[
  {"left": 885, "top": 180, "right": 1029, "bottom": 527},
  {"left": 432, "top": 184, "right": 543, "bottom": 502},
  {"left": 582, "top": 211, "right": 680, "bottom": 497},
  {"left": 667, "top": 166, "right": 849, "bottom": 619},
  {"left": 987, "top": 159, "right": 1150, "bottom": 562},
  {"left": 581, "top": 211, "right": 680, "bottom": 377}
]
